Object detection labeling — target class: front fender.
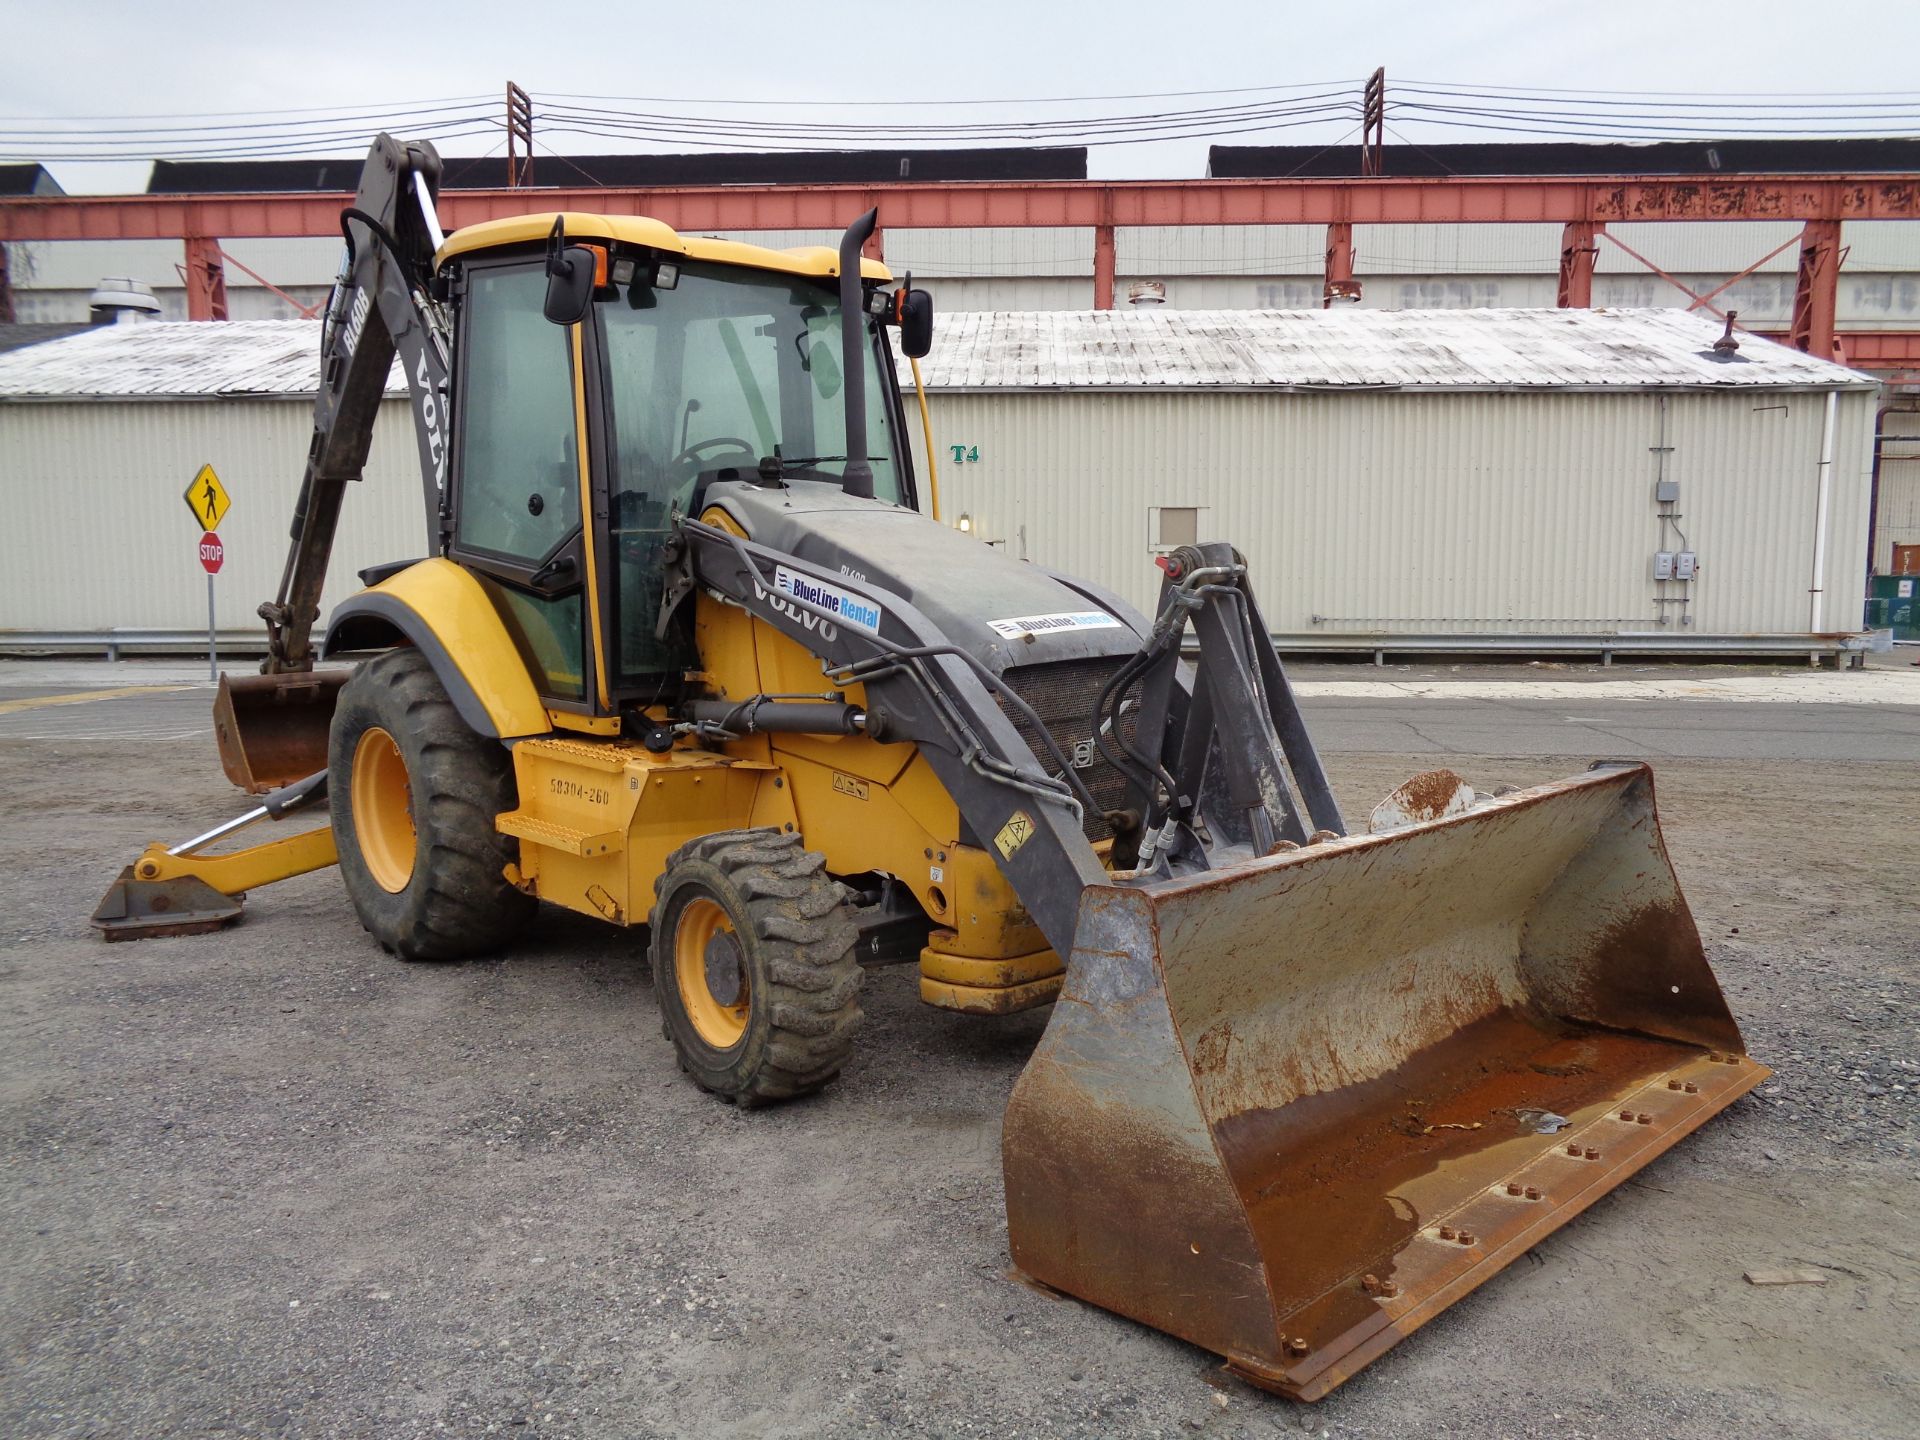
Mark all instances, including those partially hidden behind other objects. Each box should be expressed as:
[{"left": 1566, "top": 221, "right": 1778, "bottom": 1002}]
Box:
[{"left": 322, "top": 558, "right": 550, "bottom": 740}]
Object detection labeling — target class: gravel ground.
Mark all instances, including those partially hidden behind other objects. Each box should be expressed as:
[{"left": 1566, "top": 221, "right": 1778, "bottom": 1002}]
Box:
[{"left": 1, "top": 688, "right": 1916, "bottom": 1439}]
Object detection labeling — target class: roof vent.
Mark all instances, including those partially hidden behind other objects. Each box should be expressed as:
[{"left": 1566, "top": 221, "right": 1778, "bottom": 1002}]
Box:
[
  {"left": 1710, "top": 310, "right": 1742, "bottom": 358},
  {"left": 1128, "top": 280, "right": 1167, "bottom": 307},
  {"left": 87, "top": 277, "right": 162, "bottom": 325}
]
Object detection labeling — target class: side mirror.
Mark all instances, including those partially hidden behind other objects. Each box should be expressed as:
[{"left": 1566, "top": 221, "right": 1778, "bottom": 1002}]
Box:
[
  {"left": 896, "top": 287, "right": 933, "bottom": 359},
  {"left": 544, "top": 245, "right": 597, "bottom": 326}
]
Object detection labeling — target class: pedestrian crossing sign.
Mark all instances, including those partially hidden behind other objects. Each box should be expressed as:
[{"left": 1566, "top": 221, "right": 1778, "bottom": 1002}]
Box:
[{"left": 184, "top": 463, "right": 231, "bottom": 531}]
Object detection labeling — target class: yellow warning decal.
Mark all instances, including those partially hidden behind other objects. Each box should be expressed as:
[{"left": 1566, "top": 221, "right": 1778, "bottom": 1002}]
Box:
[
  {"left": 994, "top": 809, "right": 1035, "bottom": 860},
  {"left": 831, "top": 771, "right": 869, "bottom": 801}
]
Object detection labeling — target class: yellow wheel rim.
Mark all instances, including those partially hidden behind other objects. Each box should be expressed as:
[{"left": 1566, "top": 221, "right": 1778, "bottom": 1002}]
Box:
[
  {"left": 351, "top": 725, "right": 416, "bottom": 894},
  {"left": 674, "top": 895, "right": 750, "bottom": 1050}
]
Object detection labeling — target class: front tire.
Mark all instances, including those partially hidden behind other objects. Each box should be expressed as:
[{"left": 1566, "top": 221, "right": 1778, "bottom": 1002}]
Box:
[
  {"left": 649, "top": 830, "right": 861, "bottom": 1105},
  {"left": 328, "top": 646, "right": 535, "bottom": 959}
]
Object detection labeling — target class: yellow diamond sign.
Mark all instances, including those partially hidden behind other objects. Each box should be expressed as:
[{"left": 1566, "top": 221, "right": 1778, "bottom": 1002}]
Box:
[{"left": 184, "top": 463, "right": 231, "bottom": 531}]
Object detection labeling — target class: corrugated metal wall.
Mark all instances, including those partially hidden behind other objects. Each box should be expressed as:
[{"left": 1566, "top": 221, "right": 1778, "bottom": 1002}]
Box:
[
  {"left": 909, "top": 388, "right": 1876, "bottom": 637},
  {"left": 0, "top": 399, "right": 421, "bottom": 634},
  {"left": 2, "top": 386, "right": 1876, "bottom": 643},
  {"left": 1877, "top": 408, "right": 1920, "bottom": 571}
]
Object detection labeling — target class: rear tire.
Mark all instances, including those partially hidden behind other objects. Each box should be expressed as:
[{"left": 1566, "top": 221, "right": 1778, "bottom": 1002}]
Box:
[
  {"left": 649, "top": 830, "right": 861, "bottom": 1105},
  {"left": 328, "top": 647, "right": 535, "bottom": 960}
]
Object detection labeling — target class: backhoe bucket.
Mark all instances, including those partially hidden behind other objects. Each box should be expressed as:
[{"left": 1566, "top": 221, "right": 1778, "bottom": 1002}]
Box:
[
  {"left": 1003, "top": 764, "right": 1764, "bottom": 1401},
  {"left": 213, "top": 671, "right": 347, "bottom": 793}
]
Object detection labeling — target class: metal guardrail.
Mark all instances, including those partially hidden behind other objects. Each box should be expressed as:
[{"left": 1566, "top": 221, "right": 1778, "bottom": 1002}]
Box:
[
  {"left": 0, "top": 630, "right": 272, "bottom": 661},
  {"left": 1266, "top": 630, "right": 1868, "bottom": 668}
]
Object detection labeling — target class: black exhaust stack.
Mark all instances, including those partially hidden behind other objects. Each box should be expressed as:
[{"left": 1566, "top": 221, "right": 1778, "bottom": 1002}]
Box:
[{"left": 836, "top": 208, "right": 879, "bottom": 500}]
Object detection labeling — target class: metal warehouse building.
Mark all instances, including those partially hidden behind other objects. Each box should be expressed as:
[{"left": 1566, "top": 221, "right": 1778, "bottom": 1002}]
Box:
[
  {"left": 0, "top": 308, "right": 1882, "bottom": 661},
  {"left": 0, "top": 322, "right": 419, "bottom": 651},
  {"left": 912, "top": 307, "right": 1881, "bottom": 660}
]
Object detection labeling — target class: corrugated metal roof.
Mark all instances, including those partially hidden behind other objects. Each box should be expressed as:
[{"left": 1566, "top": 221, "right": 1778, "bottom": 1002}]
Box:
[
  {"left": 910, "top": 308, "right": 1877, "bottom": 392},
  {"left": 0, "top": 307, "right": 1875, "bottom": 402},
  {"left": 0, "top": 320, "right": 399, "bottom": 400}
]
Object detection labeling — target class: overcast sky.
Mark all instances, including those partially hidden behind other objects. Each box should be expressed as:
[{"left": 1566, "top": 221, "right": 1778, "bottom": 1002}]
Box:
[{"left": 7, "top": 0, "right": 1919, "bottom": 192}]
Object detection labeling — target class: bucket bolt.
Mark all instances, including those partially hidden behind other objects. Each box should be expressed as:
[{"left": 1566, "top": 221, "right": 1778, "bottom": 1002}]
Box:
[
  {"left": 1287, "top": 1337, "right": 1311, "bottom": 1357},
  {"left": 1684, "top": 1082, "right": 1699, "bottom": 1094},
  {"left": 1636, "top": 1113, "right": 1653, "bottom": 1125}
]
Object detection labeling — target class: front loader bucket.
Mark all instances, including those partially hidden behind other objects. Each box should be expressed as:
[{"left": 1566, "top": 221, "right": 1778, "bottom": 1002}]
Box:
[
  {"left": 1003, "top": 763, "right": 1764, "bottom": 1401},
  {"left": 213, "top": 671, "right": 347, "bottom": 793}
]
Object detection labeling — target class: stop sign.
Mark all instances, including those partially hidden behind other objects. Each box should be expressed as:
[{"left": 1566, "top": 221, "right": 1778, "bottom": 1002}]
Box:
[{"left": 198, "top": 530, "right": 225, "bottom": 574}]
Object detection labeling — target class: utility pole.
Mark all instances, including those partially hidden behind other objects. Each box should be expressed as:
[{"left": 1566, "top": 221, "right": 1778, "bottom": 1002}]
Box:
[
  {"left": 506, "top": 83, "right": 534, "bottom": 187},
  {"left": 1361, "top": 68, "right": 1386, "bottom": 178}
]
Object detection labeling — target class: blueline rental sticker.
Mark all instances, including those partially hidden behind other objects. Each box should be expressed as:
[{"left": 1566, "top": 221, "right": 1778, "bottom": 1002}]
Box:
[
  {"left": 773, "top": 566, "right": 884, "bottom": 634},
  {"left": 987, "top": 610, "right": 1124, "bottom": 639}
]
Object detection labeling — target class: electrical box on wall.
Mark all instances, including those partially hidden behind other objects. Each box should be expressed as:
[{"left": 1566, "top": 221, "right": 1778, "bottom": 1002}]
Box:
[
  {"left": 1675, "top": 550, "right": 1698, "bottom": 580},
  {"left": 1653, "top": 551, "right": 1675, "bottom": 580},
  {"left": 1655, "top": 479, "right": 1680, "bottom": 504}
]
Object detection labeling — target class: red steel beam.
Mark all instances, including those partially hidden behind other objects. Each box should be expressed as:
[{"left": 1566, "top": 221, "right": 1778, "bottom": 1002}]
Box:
[
  {"left": 7, "top": 174, "right": 1920, "bottom": 242},
  {"left": 1556, "top": 220, "right": 1599, "bottom": 308},
  {"left": 1834, "top": 331, "right": 1920, "bottom": 369},
  {"left": 1789, "top": 218, "right": 1844, "bottom": 358},
  {"left": 182, "top": 235, "right": 227, "bottom": 321},
  {"left": 1323, "top": 222, "right": 1358, "bottom": 306}
]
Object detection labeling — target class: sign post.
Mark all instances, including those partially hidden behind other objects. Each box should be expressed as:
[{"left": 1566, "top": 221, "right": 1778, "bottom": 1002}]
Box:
[
  {"left": 183, "top": 465, "right": 232, "bottom": 682},
  {"left": 198, "top": 531, "right": 225, "bottom": 679}
]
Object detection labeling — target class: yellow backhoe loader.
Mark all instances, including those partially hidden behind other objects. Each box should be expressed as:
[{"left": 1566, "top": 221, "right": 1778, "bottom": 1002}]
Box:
[{"left": 94, "top": 135, "right": 1765, "bottom": 1400}]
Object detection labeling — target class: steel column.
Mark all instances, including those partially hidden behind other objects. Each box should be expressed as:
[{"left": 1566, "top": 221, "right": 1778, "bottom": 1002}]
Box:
[
  {"left": 1557, "top": 220, "right": 1599, "bottom": 308},
  {"left": 1093, "top": 222, "right": 1115, "bottom": 310},
  {"left": 1323, "top": 222, "right": 1358, "bottom": 306},
  {"left": 1789, "top": 218, "right": 1844, "bottom": 358},
  {"left": 182, "top": 235, "right": 227, "bottom": 321}
]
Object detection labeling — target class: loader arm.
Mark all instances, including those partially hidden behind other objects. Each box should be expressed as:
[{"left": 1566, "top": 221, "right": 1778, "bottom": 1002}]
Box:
[{"left": 676, "top": 516, "right": 1341, "bottom": 960}]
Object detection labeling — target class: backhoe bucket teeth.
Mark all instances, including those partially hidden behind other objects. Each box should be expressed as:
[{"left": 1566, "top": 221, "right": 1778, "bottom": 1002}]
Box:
[
  {"left": 213, "top": 671, "right": 347, "bottom": 794},
  {"left": 1002, "top": 763, "right": 1764, "bottom": 1402}
]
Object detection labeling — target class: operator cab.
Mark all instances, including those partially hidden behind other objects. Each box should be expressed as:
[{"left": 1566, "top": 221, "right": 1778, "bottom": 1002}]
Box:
[{"left": 432, "top": 214, "right": 932, "bottom": 719}]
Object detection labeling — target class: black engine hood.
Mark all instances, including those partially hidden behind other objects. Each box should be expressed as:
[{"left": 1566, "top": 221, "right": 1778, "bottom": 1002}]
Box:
[{"left": 704, "top": 480, "right": 1149, "bottom": 674}]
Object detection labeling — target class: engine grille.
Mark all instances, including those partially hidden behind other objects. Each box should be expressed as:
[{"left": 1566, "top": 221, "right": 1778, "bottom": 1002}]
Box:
[{"left": 994, "top": 657, "right": 1141, "bottom": 844}]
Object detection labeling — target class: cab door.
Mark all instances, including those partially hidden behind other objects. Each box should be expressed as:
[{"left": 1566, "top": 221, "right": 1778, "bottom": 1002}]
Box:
[{"left": 446, "top": 257, "right": 596, "bottom": 708}]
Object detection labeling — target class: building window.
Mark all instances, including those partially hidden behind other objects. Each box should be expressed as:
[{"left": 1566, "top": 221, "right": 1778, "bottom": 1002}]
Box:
[{"left": 1153, "top": 506, "right": 1201, "bottom": 550}]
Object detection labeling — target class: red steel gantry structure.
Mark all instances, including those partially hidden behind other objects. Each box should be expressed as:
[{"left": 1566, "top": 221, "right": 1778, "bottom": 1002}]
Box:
[{"left": 2, "top": 171, "right": 1917, "bottom": 371}]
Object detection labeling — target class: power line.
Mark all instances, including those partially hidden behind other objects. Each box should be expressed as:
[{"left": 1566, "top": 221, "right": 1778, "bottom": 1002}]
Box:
[
  {"left": 10, "top": 75, "right": 1920, "bottom": 167},
  {"left": 0, "top": 93, "right": 495, "bottom": 123},
  {"left": 539, "top": 79, "right": 1357, "bottom": 108}
]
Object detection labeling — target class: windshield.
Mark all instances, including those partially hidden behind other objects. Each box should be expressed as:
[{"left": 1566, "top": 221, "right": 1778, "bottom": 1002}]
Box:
[{"left": 600, "top": 259, "right": 901, "bottom": 522}]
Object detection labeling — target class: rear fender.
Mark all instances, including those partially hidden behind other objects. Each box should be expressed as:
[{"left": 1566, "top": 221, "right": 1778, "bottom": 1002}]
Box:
[{"left": 323, "top": 557, "right": 549, "bottom": 740}]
